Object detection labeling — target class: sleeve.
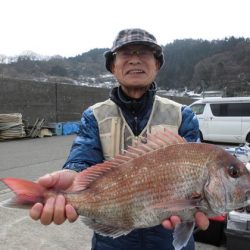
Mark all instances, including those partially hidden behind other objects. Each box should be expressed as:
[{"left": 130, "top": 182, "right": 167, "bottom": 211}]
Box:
[
  {"left": 62, "top": 107, "right": 104, "bottom": 172},
  {"left": 178, "top": 105, "right": 200, "bottom": 142}
]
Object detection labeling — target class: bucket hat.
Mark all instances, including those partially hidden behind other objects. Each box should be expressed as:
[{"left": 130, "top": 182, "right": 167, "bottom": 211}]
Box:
[{"left": 104, "top": 28, "right": 164, "bottom": 72}]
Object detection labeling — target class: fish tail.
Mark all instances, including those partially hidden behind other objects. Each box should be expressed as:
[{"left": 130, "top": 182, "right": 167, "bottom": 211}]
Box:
[{"left": 0, "top": 177, "right": 46, "bottom": 208}]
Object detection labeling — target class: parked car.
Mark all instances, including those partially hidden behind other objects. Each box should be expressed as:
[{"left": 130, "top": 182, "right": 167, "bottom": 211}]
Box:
[{"left": 189, "top": 97, "right": 250, "bottom": 143}]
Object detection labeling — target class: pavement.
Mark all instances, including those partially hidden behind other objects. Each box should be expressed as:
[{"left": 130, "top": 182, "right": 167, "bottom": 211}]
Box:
[{"left": 0, "top": 135, "right": 226, "bottom": 250}]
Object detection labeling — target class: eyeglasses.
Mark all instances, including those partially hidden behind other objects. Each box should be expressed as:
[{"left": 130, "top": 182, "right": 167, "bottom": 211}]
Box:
[{"left": 113, "top": 49, "right": 156, "bottom": 60}]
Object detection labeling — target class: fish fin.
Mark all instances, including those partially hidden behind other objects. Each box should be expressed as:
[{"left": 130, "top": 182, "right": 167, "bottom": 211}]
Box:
[
  {"left": 173, "top": 221, "right": 195, "bottom": 250},
  {"left": 73, "top": 129, "right": 186, "bottom": 191},
  {"left": 72, "top": 161, "right": 121, "bottom": 191},
  {"left": 0, "top": 197, "right": 32, "bottom": 209},
  {"left": 73, "top": 149, "right": 147, "bottom": 191},
  {"left": 81, "top": 217, "right": 132, "bottom": 238},
  {"left": 150, "top": 197, "right": 203, "bottom": 211},
  {"left": 0, "top": 178, "right": 45, "bottom": 207},
  {"left": 151, "top": 128, "right": 187, "bottom": 146},
  {"left": 134, "top": 129, "right": 186, "bottom": 153}
]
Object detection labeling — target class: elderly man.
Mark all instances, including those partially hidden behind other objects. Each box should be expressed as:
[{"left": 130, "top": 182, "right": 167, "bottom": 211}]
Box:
[{"left": 30, "top": 28, "right": 209, "bottom": 250}]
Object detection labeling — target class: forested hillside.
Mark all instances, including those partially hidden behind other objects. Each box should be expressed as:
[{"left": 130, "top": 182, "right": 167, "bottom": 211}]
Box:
[{"left": 1, "top": 37, "right": 249, "bottom": 96}]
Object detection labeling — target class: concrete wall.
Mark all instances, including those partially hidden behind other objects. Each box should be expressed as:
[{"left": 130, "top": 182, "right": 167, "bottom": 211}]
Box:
[
  {"left": 0, "top": 78, "right": 193, "bottom": 125},
  {"left": 0, "top": 78, "right": 110, "bottom": 125},
  {"left": 56, "top": 83, "right": 110, "bottom": 122}
]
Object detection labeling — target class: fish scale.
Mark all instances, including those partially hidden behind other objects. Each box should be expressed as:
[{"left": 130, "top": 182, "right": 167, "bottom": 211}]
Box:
[
  {"left": 65, "top": 144, "right": 211, "bottom": 223},
  {"left": 1, "top": 129, "right": 250, "bottom": 250}
]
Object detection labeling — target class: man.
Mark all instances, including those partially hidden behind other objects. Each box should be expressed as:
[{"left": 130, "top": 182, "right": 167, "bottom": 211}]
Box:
[{"left": 30, "top": 28, "right": 209, "bottom": 249}]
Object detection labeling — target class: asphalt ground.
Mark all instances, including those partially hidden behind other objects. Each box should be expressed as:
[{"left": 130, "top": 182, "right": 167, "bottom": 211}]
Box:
[{"left": 0, "top": 135, "right": 226, "bottom": 250}]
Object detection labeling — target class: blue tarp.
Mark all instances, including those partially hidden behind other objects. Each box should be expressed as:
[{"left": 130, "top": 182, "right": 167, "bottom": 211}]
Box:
[{"left": 62, "top": 122, "right": 81, "bottom": 135}]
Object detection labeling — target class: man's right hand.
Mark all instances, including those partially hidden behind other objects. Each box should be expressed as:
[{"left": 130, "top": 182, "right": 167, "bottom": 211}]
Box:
[{"left": 29, "top": 170, "right": 79, "bottom": 225}]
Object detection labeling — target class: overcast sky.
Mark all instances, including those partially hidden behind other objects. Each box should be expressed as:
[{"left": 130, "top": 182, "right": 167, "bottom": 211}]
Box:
[{"left": 1, "top": 0, "right": 249, "bottom": 57}]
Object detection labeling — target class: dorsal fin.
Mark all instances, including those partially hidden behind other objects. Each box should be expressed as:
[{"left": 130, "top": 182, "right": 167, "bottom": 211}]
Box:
[
  {"left": 157, "top": 128, "right": 186, "bottom": 145},
  {"left": 72, "top": 128, "right": 186, "bottom": 191}
]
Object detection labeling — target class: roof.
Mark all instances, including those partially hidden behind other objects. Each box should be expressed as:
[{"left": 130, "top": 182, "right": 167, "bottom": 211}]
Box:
[{"left": 190, "top": 96, "right": 250, "bottom": 105}]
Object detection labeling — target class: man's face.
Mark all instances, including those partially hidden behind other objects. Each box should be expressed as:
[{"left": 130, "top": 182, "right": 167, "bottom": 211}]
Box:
[{"left": 111, "top": 45, "right": 160, "bottom": 92}]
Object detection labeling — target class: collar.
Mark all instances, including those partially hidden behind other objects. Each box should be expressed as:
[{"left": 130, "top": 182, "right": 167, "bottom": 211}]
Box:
[{"left": 110, "top": 82, "right": 157, "bottom": 115}]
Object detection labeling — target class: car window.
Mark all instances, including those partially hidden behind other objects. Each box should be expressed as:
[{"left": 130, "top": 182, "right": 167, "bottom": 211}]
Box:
[
  {"left": 190, "top": 104, "right": 205, "bottom": 115},
  {"left": 241, "top": 103, "right": 250, "bottom": 116},
  {"left": 211, "top": 103, "right": 250, "bottom": 116}
]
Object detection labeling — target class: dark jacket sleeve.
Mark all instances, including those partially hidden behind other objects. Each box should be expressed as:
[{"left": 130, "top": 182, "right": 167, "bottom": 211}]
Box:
[
  {"left": 179, "top": 105, "right": 200, "bottom": 142},
  {"left": 62, "top": 107, "right": 104, "bottom": 172}
]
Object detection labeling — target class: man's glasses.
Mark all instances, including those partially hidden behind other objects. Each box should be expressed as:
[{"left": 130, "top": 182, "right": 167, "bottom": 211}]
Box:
[{"left": 113, "top": 49, "right": 156, "bottom": 60}]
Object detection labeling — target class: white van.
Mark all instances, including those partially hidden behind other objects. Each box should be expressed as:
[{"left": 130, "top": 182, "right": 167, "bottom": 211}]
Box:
[{"left": 189, "top": 97, "right": 250, "bottom": 143}]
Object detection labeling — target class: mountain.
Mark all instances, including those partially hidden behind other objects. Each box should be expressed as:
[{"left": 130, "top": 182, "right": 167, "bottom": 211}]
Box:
[{"left": 0, "top": 37, "right": 250, "bottom": 96}]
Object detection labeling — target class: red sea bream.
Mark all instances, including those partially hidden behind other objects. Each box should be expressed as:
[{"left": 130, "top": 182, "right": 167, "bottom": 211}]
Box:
[{"left": 1, "top": 129, "right": 250, "bottom": 250}]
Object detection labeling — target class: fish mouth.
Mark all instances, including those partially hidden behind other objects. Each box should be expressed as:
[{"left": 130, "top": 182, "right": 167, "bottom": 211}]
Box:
[
  {"left": 246, "top": 190, "right": 250, "bottom": 205},
  {"left": 224, "top": 190, "right": 250, "bottom": 211}
]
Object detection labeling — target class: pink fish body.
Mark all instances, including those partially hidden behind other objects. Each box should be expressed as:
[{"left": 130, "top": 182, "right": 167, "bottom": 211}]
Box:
[{"left": 1, "top": 129, "right": 250, "bottom": 250}]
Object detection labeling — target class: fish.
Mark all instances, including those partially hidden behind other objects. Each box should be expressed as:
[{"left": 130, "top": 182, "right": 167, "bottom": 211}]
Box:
[{"left": 1, "top": 129, "right": 250, "bottom": 250}]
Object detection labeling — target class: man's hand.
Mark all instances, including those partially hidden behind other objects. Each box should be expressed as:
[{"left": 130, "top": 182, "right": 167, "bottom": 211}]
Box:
[
  {"left": 29, "top": 170, "right": 79, "bottom": 225},
  {"left": 161, "top": 212, "right": 209, "bottom": 230}
]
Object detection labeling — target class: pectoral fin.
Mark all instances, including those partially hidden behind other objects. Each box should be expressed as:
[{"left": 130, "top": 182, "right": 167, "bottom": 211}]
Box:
[
  {"left": 150, "top": 197, "right": 203, "bottom": 211},
  {"left": 173, "top": 221, "right": 195, "bottom": 250}
]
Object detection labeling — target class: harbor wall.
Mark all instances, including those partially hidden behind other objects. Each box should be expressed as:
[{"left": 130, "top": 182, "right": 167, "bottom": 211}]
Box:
[{"left": 0, "top": 78, "right": 193, "bottom": 125}]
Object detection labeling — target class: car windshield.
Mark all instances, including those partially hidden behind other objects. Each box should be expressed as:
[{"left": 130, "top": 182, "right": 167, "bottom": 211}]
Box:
[{"left": 190, "top": 104, "right": 205, "bottom": 115}]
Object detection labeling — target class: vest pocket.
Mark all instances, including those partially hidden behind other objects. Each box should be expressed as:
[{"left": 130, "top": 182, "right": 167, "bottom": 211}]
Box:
[{"left": 99, "top": 117, "right": 121, "bottom": 159}]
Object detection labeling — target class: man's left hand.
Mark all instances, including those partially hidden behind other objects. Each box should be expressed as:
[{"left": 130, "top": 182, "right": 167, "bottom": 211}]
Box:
[{"left": 161, "top": 212, "right": 209, "bottom": 230}]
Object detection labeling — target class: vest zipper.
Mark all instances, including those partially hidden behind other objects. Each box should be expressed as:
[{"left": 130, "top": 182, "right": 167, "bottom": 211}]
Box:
[{"left": 134, "top": 116, "right": 138, "bottom": 135}]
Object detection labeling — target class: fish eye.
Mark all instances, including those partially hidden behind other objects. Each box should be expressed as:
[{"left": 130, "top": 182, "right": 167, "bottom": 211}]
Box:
[{"left": 227, "top": 165, "right": 240, "bottom": 178}]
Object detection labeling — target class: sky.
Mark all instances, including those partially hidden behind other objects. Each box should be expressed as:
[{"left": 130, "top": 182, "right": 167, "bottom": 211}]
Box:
[{"left": 1, "top": 0, "right": 250, "bottom": 57}]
